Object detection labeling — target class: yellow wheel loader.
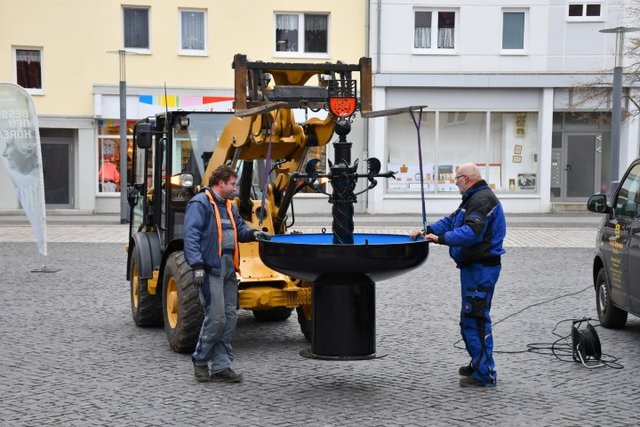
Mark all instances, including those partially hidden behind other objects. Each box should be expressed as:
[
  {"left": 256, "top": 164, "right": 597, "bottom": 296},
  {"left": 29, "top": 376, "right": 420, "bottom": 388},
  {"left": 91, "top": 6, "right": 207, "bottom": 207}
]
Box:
[{"left": 125, "top": 54, "right": 371, "bottom": 352}]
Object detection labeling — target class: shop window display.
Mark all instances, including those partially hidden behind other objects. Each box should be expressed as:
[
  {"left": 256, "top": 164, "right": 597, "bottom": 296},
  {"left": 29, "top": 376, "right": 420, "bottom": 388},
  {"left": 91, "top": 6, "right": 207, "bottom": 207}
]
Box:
[
  {"left": 489, "top": 112, "right": 538, "bottom": 192},
  {"left": 97, "top": 119, "right": 136, "bottom": 193},
  {"left": 386, "top": 111, "right": 538, "bottom": 194},
  {"left": 387, "top": 111, "right": 436, "bottom": 192}
]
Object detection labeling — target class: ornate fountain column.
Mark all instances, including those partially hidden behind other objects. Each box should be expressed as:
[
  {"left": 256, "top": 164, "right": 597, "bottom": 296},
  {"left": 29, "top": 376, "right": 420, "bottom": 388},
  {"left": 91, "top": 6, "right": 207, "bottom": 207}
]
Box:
[{"left": 330, "top": 118, "right": 357, "bottom": 244}]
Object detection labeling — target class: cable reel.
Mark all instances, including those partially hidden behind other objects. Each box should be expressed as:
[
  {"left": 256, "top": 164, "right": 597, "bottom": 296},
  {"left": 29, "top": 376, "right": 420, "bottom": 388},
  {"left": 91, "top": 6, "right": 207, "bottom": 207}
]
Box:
[{"left": 571, "top": 319, "right": 603, "bottom": 368}]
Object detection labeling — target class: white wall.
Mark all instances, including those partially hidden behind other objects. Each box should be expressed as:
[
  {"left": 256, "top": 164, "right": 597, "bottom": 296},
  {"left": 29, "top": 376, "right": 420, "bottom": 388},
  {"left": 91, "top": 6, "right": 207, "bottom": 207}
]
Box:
[{"left": 375, "top": 0, "right": 625, "bottom": 74}]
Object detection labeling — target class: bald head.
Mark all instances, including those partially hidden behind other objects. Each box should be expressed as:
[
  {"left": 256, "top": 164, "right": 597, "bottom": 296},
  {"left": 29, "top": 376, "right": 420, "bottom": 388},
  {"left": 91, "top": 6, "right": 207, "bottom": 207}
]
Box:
[
  {"left": 454, "top": 163, "right": 482, "bottom": 194},
  {"left": 458, "top": 163, "right": 481, "bottom": 181}
]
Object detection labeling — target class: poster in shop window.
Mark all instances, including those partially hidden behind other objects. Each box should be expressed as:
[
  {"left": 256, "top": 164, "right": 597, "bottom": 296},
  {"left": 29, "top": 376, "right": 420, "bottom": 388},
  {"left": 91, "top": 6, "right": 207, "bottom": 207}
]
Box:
[{"left": 517, "top": 173, "right": 536, "bottom": 190}]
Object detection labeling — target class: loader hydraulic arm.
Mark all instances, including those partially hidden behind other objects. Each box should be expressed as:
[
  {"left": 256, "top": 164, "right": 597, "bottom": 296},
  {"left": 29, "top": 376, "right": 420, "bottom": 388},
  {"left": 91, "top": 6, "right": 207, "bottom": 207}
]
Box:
[{"left": 200, "top": 54, "right": 372, "bottom": 233}]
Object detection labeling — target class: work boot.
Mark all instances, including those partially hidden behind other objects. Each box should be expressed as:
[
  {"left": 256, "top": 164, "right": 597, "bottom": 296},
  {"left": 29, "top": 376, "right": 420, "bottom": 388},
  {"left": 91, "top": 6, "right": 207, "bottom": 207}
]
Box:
[
  {"left": 458, "top": 363, "right": 474, "bottom": 377},
  {"left": 193, "top": 365, "right": 210, "bottom": 382},
  {"left": 211, "top": 368, "right": 243, "bottom": 383},
  {"left": 459, "top": 376, "right": 496, "bottom": 388}
]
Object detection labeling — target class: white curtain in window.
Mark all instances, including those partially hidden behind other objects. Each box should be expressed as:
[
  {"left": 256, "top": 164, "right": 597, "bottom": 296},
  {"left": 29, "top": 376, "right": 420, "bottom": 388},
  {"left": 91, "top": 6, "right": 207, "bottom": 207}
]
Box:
[
  {"left": 414, "top": 28, "right": 431, "bottom": 48},
  {"left": 181, "top": 12, "right": 205, "bottom": 50},
  {"left": 438, "top": 28, "right": 454, "bottom": 49},
  {"left": 16, "top": 50, "right": 40, "bottom": 63},
  {"left": 276, "top": 14, "right": 299, "bottom": 31}
]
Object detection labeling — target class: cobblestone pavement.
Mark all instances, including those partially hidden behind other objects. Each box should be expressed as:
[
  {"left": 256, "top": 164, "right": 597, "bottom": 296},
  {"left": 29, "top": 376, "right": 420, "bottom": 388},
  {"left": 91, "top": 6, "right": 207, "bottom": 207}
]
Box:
[{"left": 4, "top": 220, "right": 639, "bottom": 426}]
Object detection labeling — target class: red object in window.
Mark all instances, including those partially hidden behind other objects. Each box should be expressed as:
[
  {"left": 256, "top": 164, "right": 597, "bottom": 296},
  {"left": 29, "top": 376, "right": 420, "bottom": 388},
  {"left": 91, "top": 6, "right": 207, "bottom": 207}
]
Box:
[
  {"left": 99, "top": 161, "right": 120, "bottom": 184},
  {"left": 329, "top": 97, "right": 356, "bottom": 118}
]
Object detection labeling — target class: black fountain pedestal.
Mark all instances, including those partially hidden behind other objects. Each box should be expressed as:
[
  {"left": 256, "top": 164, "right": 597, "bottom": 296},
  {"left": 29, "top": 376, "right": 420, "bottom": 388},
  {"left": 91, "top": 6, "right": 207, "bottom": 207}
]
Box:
[
  {"left": 259, "top": 233, "right": 429, "bottom": 360},
  {"left": 311, "top": 273, "right": 375, "bottom": 359}
]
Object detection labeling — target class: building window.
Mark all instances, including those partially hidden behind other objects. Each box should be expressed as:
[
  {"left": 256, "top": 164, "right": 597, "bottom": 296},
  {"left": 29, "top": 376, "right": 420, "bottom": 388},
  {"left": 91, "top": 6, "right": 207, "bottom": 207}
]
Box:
[
  {"left": 180, "top": 9, "right": 206, "bottom": 54},
  {"left": 387, "top": 112, "right": 436, "bottom": 192},
  {"left": 15, "top": 48, "right": 43, "bottom": 93},
  {"left": 97, "top": 119, "right": 135, "bottom": 193},
  {"left": 413, "top": 10, "right": 456, "bottom": 52},
  {"left": 387, "top": 111, "right": 539, "bottom": 194},
  {"left": 124, "top": 7, "right": 150, "bottom": 50},
  {"left": 502, "top": 10, "right": 526, "bottom": 51},
  {"left": 489, "top": 112, "right": 538, "bottom": 192},
  {"left": 567, "top": 3, "right": 602, "bottom": 20},
  {"left": 275, "top": 13, "right": 328, "bottom": 55}
]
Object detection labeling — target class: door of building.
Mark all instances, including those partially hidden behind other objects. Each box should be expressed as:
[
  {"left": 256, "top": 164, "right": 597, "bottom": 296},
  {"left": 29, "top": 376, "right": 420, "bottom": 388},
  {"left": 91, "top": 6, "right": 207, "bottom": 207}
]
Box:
[
  {"left": 41, "top": 136, "right": 74, "bottom": 208},
  {"left": 563, "top": 133, "right": 601, "bottom": 202}
]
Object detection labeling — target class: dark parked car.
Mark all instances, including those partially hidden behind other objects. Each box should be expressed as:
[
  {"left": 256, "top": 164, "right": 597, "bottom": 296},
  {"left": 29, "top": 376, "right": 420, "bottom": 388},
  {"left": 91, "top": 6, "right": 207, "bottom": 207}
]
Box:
[{"left": 587, "top": 157, "right": 640, "bottom": 328}]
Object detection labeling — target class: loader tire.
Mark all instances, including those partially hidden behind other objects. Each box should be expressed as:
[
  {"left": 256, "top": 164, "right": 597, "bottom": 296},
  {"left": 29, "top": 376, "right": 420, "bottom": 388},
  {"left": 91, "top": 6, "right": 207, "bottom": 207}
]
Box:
[
  {"left": 252, "top": 307, "right": 293, "bottom": 322},
  {"left": 130, "top": 251, "right": 163, "bottom": 327},
  {"left": 162, "top": 251, "right": 203, "bottom": 353},
  {"left": 296, "top": 306, "right": 312, "bottom": 342}
]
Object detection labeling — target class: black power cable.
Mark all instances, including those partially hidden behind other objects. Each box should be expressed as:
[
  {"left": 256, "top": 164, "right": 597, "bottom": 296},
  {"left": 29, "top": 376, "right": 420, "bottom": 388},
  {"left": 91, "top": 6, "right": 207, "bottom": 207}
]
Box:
[
  {"left": 454, "top": 285, "right": 592, "bottom": 353},
  {"left": 527, "top": 319, "right": 622, "bottom": 369},
  {"left": 453, "top": 285, "right": 623, "bottom": 369}
]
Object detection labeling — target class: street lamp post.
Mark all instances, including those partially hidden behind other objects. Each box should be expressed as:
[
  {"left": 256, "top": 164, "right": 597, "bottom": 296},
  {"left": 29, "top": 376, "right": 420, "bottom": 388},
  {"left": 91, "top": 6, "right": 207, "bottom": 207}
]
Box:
[
  {"left": 599, "top": 26, "right": 640, "bottom": 190},
  {"left": 108, "top": 49, "right": 137, "bottom": 224}
]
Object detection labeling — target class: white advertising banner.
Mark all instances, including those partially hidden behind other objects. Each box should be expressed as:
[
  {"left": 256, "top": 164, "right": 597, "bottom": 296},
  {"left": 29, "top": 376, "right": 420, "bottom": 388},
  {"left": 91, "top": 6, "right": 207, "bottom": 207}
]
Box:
[{"left": 0, "top": 82, "right": 47, "bottom": 256}]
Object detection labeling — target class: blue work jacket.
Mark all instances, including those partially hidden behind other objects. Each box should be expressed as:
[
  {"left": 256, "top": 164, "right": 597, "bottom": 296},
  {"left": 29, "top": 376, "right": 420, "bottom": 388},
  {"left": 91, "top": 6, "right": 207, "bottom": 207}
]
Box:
[
  {"left": 183, "top": 188, "right": 256, "bottom": 276},
  {"left": 428, "top": 180, "right": 506, "bottom": 268}
]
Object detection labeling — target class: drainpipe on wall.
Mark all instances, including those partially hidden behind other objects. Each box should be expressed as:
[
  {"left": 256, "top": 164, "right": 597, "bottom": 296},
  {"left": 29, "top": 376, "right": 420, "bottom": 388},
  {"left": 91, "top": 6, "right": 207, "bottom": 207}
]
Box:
[
  {"left": 362, "top": 0, "right": 372, "bottom": 212},
  {"left": 376, "top": 0, "right": 381, "bottom": 73}
]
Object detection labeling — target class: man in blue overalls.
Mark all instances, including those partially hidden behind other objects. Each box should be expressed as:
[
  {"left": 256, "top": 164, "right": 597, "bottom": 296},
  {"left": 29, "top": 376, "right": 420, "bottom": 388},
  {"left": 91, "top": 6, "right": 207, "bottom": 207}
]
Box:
[
  {"left": 412, "top": 162, "right": 506, "bottom": 387},
  {"left": 184, "top": 165, "right": 270, "bottom": 382}
]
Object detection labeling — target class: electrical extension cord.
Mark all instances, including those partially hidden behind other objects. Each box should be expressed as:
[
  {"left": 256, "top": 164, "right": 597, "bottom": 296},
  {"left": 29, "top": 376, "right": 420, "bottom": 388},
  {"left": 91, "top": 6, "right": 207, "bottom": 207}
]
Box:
[
  {"left": 453, "top": 285, "right": 592, "bottom": 354},
  {"left": 451, "top": 287, "right": 624, "bottom": 369}
]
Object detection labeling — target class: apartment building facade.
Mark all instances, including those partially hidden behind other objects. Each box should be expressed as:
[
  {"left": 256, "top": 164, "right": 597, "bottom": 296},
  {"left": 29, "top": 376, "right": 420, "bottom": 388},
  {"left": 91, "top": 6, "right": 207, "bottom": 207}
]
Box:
[
  {"left": 367, "top": 0, "right": 640, "bottom": 214},
  {"left": 2, "top": 1, "right": 639, "bottom": 216},
  {"left": 0, "top": 0, "right": 366, "bottom": 214}
]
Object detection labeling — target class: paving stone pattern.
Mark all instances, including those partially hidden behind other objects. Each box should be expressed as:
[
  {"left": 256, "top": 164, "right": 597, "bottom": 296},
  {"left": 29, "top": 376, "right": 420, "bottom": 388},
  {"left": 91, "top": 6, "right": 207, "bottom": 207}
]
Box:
[{"left": 1, "top": 240, "right": 639, "bottom": 426}]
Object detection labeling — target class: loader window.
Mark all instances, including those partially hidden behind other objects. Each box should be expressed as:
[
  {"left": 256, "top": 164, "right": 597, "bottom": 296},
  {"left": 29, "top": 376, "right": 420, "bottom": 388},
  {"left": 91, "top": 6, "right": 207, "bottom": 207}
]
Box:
[
  {"left": 172, "top": 113, "right": 232, "bottom": 185},
  {"left": 173, "top": 137, "right": 202, "bottom": 186},
  {"left": 130, "top": 142, "right": 147, "bottom": 232}
]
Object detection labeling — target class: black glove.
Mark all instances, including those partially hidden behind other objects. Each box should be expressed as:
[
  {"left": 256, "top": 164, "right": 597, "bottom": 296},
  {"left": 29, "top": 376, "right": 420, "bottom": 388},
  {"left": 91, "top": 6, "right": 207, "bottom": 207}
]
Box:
[
  {"left": 253, "top": 230, "right": 271, "bottom": 241},
  {"left": 192, "top": 266, "right": 206, "bottom": 287}
]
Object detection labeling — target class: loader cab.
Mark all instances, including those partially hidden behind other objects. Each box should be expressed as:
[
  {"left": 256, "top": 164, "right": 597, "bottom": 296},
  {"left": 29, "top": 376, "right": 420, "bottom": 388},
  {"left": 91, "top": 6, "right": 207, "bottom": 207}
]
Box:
[{"left": 129, "top": 111, "right": 233, "bottom": 247}]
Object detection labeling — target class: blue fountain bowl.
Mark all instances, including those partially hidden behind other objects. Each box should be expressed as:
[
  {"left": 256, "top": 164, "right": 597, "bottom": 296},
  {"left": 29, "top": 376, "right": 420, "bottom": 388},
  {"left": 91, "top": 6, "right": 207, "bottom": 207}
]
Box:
[{"left": 258, "top": 233, "right": 429, "bottom": 282}]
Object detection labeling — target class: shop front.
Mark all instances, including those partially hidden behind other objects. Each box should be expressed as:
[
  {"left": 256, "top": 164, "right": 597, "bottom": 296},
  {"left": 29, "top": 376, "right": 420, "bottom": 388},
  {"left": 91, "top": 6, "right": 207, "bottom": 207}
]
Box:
[
  {"left": 91, "top": 86, "right": 366, "bottom": 215},
  {"left": 366, "top": 86, "right": 637, "bottom": 214},
  {"left": 92, "top": 87, "right": 234, "bottom": 213}
]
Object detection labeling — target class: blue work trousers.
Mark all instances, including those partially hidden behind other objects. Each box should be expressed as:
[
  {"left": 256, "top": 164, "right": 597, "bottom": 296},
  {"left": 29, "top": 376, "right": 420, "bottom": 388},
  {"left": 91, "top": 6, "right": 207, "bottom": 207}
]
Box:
[
  {"left": 459, "top": 263, "right": 500, "bottom": 385},
  {"left": 192, "top": 254, "right": 238, "bottom": 373}
]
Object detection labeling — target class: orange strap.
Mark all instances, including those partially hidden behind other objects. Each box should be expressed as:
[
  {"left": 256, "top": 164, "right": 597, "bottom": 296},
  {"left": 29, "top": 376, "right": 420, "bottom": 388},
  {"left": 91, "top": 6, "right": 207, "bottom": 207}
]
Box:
[{"left": 205, "top": 189, "right": 241, "bottom": 272}]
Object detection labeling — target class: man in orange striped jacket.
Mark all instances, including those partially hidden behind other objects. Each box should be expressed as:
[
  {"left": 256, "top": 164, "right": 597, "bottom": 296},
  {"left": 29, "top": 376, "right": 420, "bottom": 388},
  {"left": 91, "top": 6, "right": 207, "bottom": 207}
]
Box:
[{"left": 184, "top": 165, "right": 270, "bottom": 383}]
